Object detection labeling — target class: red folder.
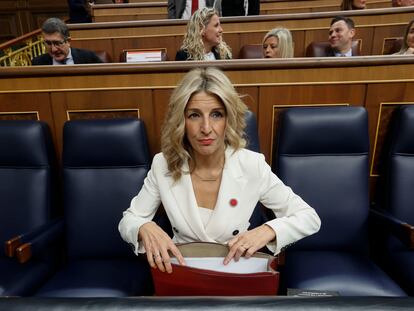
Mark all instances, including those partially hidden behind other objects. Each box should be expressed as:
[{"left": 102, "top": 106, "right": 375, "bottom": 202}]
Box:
[{"left": 151, "top": 242, "right": 279, "bottom": 296}]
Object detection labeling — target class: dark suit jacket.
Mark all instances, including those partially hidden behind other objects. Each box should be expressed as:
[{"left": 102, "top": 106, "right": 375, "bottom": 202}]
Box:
[
  {"left": 222, "top": 0, "right": 260, "bottom": 16},
  {"left": 168, "top": 0, "right": 219, "bottom": 19},
  {"left": 32, "top": 48, "right": 103, "bottom": 65},
  {"left": 175, "top": 49, "right": 222, "bottom": 61}
]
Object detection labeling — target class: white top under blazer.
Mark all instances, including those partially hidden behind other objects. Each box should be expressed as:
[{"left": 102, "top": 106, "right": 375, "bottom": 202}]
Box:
[{"left": 119, "top": 147, "right": 321, "bottom": 256}]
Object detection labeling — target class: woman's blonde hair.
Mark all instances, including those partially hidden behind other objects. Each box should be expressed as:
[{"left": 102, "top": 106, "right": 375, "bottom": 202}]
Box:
[
  {"left": 262, "top": 27, "right": 294, "bottom": 58},
  {"left": 181, "top": 7, "right": 232, "bottom": 60},
  {"left": 397, "top": 18, "right": 414, "bottom": 54},
  {"left": 161, "top": 67, "right": 247, "bottom": 181}
]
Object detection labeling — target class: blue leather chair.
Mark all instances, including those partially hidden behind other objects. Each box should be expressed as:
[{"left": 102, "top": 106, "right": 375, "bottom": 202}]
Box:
[
  {"left": 0, "top": 121, "right": 57, "bottom": 296},
  {"left": 273, "top": 107, "right": 406, "bottom": 296},
  {"left": 244, "top": 110, "right": 260, "bottom": 154},
  {"left": 244, "top": 110, "right": 269, "bottom": 229},
  {"left": 372, "top": 105, "right": 414, "bottom": 295},
  {"left": 35, "top": 119, "right": 153, "bottom": 297}
]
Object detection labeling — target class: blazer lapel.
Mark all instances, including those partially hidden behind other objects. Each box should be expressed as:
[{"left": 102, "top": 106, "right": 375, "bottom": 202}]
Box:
[
  {"left": 169, "top": 160, "right": 212, "bottom": 241},
  {"left": 205, "top": 148, "right": 248, "bottom": 240}
]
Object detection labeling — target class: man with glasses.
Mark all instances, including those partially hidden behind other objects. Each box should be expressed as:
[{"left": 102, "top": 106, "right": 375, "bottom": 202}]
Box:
[{"left": 32, "top": 18, "right": 102, "bottom": 65}]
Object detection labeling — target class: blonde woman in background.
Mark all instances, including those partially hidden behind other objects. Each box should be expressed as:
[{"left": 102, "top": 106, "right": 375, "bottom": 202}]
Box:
[
  {"left": 262, "top": 28, "right": 294, "bottom": 58},
  {"left": 175, "top": 7, "right": 232, "bottom": 60}
]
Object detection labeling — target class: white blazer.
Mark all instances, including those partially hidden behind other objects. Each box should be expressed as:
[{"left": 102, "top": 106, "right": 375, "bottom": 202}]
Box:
[{"left": 119, "top": 148, "right": 321, "bottom": 256}]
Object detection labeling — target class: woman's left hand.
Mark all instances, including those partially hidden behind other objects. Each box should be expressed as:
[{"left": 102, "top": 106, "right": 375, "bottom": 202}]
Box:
[{"left": 223, "top": 224, "right": 276, "bottom": 265}]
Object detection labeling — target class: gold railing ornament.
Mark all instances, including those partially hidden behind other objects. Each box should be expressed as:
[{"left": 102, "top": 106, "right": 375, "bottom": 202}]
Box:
[{"left": 0, "top": 35, "right": 46, "bottom": 67}]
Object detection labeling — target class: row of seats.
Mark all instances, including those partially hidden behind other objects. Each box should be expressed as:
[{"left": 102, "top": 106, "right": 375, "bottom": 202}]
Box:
[
  {"left": 0, "top": 111, "right": 262, "bottom": 297},
  {"left": 94, "top": 37, "right": 403, "bottom": 63},
  {"left": 1, "top": 106, "right": 413, "bottom": 297}
]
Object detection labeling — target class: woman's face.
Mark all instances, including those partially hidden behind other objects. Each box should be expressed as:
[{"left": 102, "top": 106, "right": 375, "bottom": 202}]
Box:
[
  {"left": 202, "top": 14, "right": 223, "bottom": 51},
  {"left": 185, "top": 91, "right": 227, "bottom": 159},
  {"left": 407, "top": 23, "right": 414, "bottom": 48},
  {"left": 352, "top": 0, "right": 366, "bottom": 9},
  {"left": 263, "top": 35, "right": 280, "bottom": 58}
]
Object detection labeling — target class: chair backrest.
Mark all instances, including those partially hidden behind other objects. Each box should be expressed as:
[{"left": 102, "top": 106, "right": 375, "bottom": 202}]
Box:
[
  {"left": 0, "top": 121, "right": 55, "bottom": 256},
  {"left": 306, "top": 40, "right": 361, "bottom": 57},
  {"left": 383, "top": 38, "right": 404, "bottom": 55},
  {"left": 244, "top": 110, "right": 260, "bottom": 152},
  {"left": 62, "top": 118, "right": 150, "bottom": 260},
  {"left": 95, "top": 50, "right": 112, "bottom": 63},
  {"left": 239, "top": 44, "right": 263, "bottom": 59},
  {"left": 273, "top": 106, "right": 369, "bottom": 253},
  {"left": 387, "top": 105, "right": 414, "bottom": 225}
]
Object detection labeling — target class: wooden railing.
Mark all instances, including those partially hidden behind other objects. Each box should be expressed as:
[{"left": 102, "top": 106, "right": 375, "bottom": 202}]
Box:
[{"left": 0, "top": 29, "right": 45, "bottom": 67}]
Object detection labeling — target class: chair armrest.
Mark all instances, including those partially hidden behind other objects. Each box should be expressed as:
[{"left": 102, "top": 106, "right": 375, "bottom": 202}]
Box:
[
  {"left": 6, "top": 219, "right": 64, "bottom": 263},
  {"left": 4, "top": 218, "right": 61, "bottom": 258},
  {"left": 370, "top": 208, "right": 414, "bottom": 248}
]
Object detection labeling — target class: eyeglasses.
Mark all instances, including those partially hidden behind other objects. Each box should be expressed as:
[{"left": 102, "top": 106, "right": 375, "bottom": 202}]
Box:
[{"left": 44, "top": 39, "right": 67, "bottom": 47}]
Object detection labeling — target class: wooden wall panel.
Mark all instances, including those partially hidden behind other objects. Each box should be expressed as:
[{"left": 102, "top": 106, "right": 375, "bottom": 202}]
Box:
[
  {"left": 258, "top": 84, "right": 367, "bottom": 164},
  {"left": 0, "top": 92, "right": 57, "bottom": 149},
  {"left": 0, "top": 0, "right": 68, "bottom": 43},
  {"left": 50, "top": 89, "right": 155, "bottom": 155},
  {"left": 0, "top": 13, "right": 19, "bottom": 43}
]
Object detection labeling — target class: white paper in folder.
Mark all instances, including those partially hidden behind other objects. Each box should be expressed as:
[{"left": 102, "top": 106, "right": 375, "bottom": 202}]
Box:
[{"left": 170, "top": 257, "right": 268, "bottom": 274}]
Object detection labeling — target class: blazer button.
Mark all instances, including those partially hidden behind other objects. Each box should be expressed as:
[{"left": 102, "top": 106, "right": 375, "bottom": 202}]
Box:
[
  {"left": 173, "top": 227, "right": 179, "bottom": 233},
  {"left": 232, "top": 230, "right": 239, "bottom": 236}
]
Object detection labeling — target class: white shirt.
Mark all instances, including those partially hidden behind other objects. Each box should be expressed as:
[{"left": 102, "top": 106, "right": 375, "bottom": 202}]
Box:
[
  {"left": 334, "top": 49, "right": 352, "bottom": 57},
  {"left": 204, "top": 51, "right": 216, "bottom": 60},
  {"left": 52, "top": 48, "right": 74, "bottom": 65},
  {"left": 182, "top": 0, "right": 207, "bottom": 19},
  {"left": 199, "top": 207, "right": 213, "bottom": 228}
]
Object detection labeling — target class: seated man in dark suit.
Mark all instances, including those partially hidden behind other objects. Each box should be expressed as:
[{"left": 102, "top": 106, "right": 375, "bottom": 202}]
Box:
[
  {"left": 327, "top": 16, "right": 356, "bottom": 57},
  {"left": 32, "top": 18, "right": 102, "bottom": 66}
]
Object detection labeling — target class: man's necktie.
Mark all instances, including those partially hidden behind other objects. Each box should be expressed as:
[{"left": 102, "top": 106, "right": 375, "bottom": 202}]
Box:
[{"left": 191, "top": 0, "right": 198, "bottom": 14}]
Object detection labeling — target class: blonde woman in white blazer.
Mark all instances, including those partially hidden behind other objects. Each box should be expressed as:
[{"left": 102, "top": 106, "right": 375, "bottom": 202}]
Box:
[{"left": 119, "top": 67, "right": 321, "bottom": 273}]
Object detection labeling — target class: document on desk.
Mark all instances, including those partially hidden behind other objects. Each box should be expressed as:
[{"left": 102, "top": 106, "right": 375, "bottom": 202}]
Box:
[{"left": 170, "top": 257, "right": 269, "bottom": 274}]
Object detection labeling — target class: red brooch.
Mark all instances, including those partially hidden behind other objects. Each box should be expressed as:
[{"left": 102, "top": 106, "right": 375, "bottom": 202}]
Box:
[{"left": 229, "top": 198, "right": 238, "bottom": 207}]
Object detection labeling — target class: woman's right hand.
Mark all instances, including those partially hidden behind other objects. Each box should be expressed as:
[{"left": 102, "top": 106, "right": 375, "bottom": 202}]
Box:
[{"left": 138, "top": 221, "right": 186, "bottom": 273}]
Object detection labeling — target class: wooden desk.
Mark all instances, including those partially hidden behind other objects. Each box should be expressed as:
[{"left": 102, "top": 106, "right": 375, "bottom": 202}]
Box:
[
  {"left": 91, "top": 2, "right": 168, "bottom": 22},
  {"left": 69, "top": 7, "right": 413, "bottom": 61},
  {"left": 1, "top": 56, "right": 413, "bottom": 198}
]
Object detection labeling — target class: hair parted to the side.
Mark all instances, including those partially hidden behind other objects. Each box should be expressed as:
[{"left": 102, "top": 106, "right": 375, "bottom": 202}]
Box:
[
  {"left": 42, "top": 17, "right": 70, "bottom": 39},
  {"left": 263, "top": 27, "right": 294, "bottom": 58},
  {"left": 161, "top": 67, "right": 247, "bottom": 181},
  {"left": 330, "top": 15, "right": 355, "bottom": 29},
  {"left": 398, "top": 18, "right": 414, "bottom": 54},
  {"left": 181, "top": 7, "right": 232, "bottom": 60}
]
